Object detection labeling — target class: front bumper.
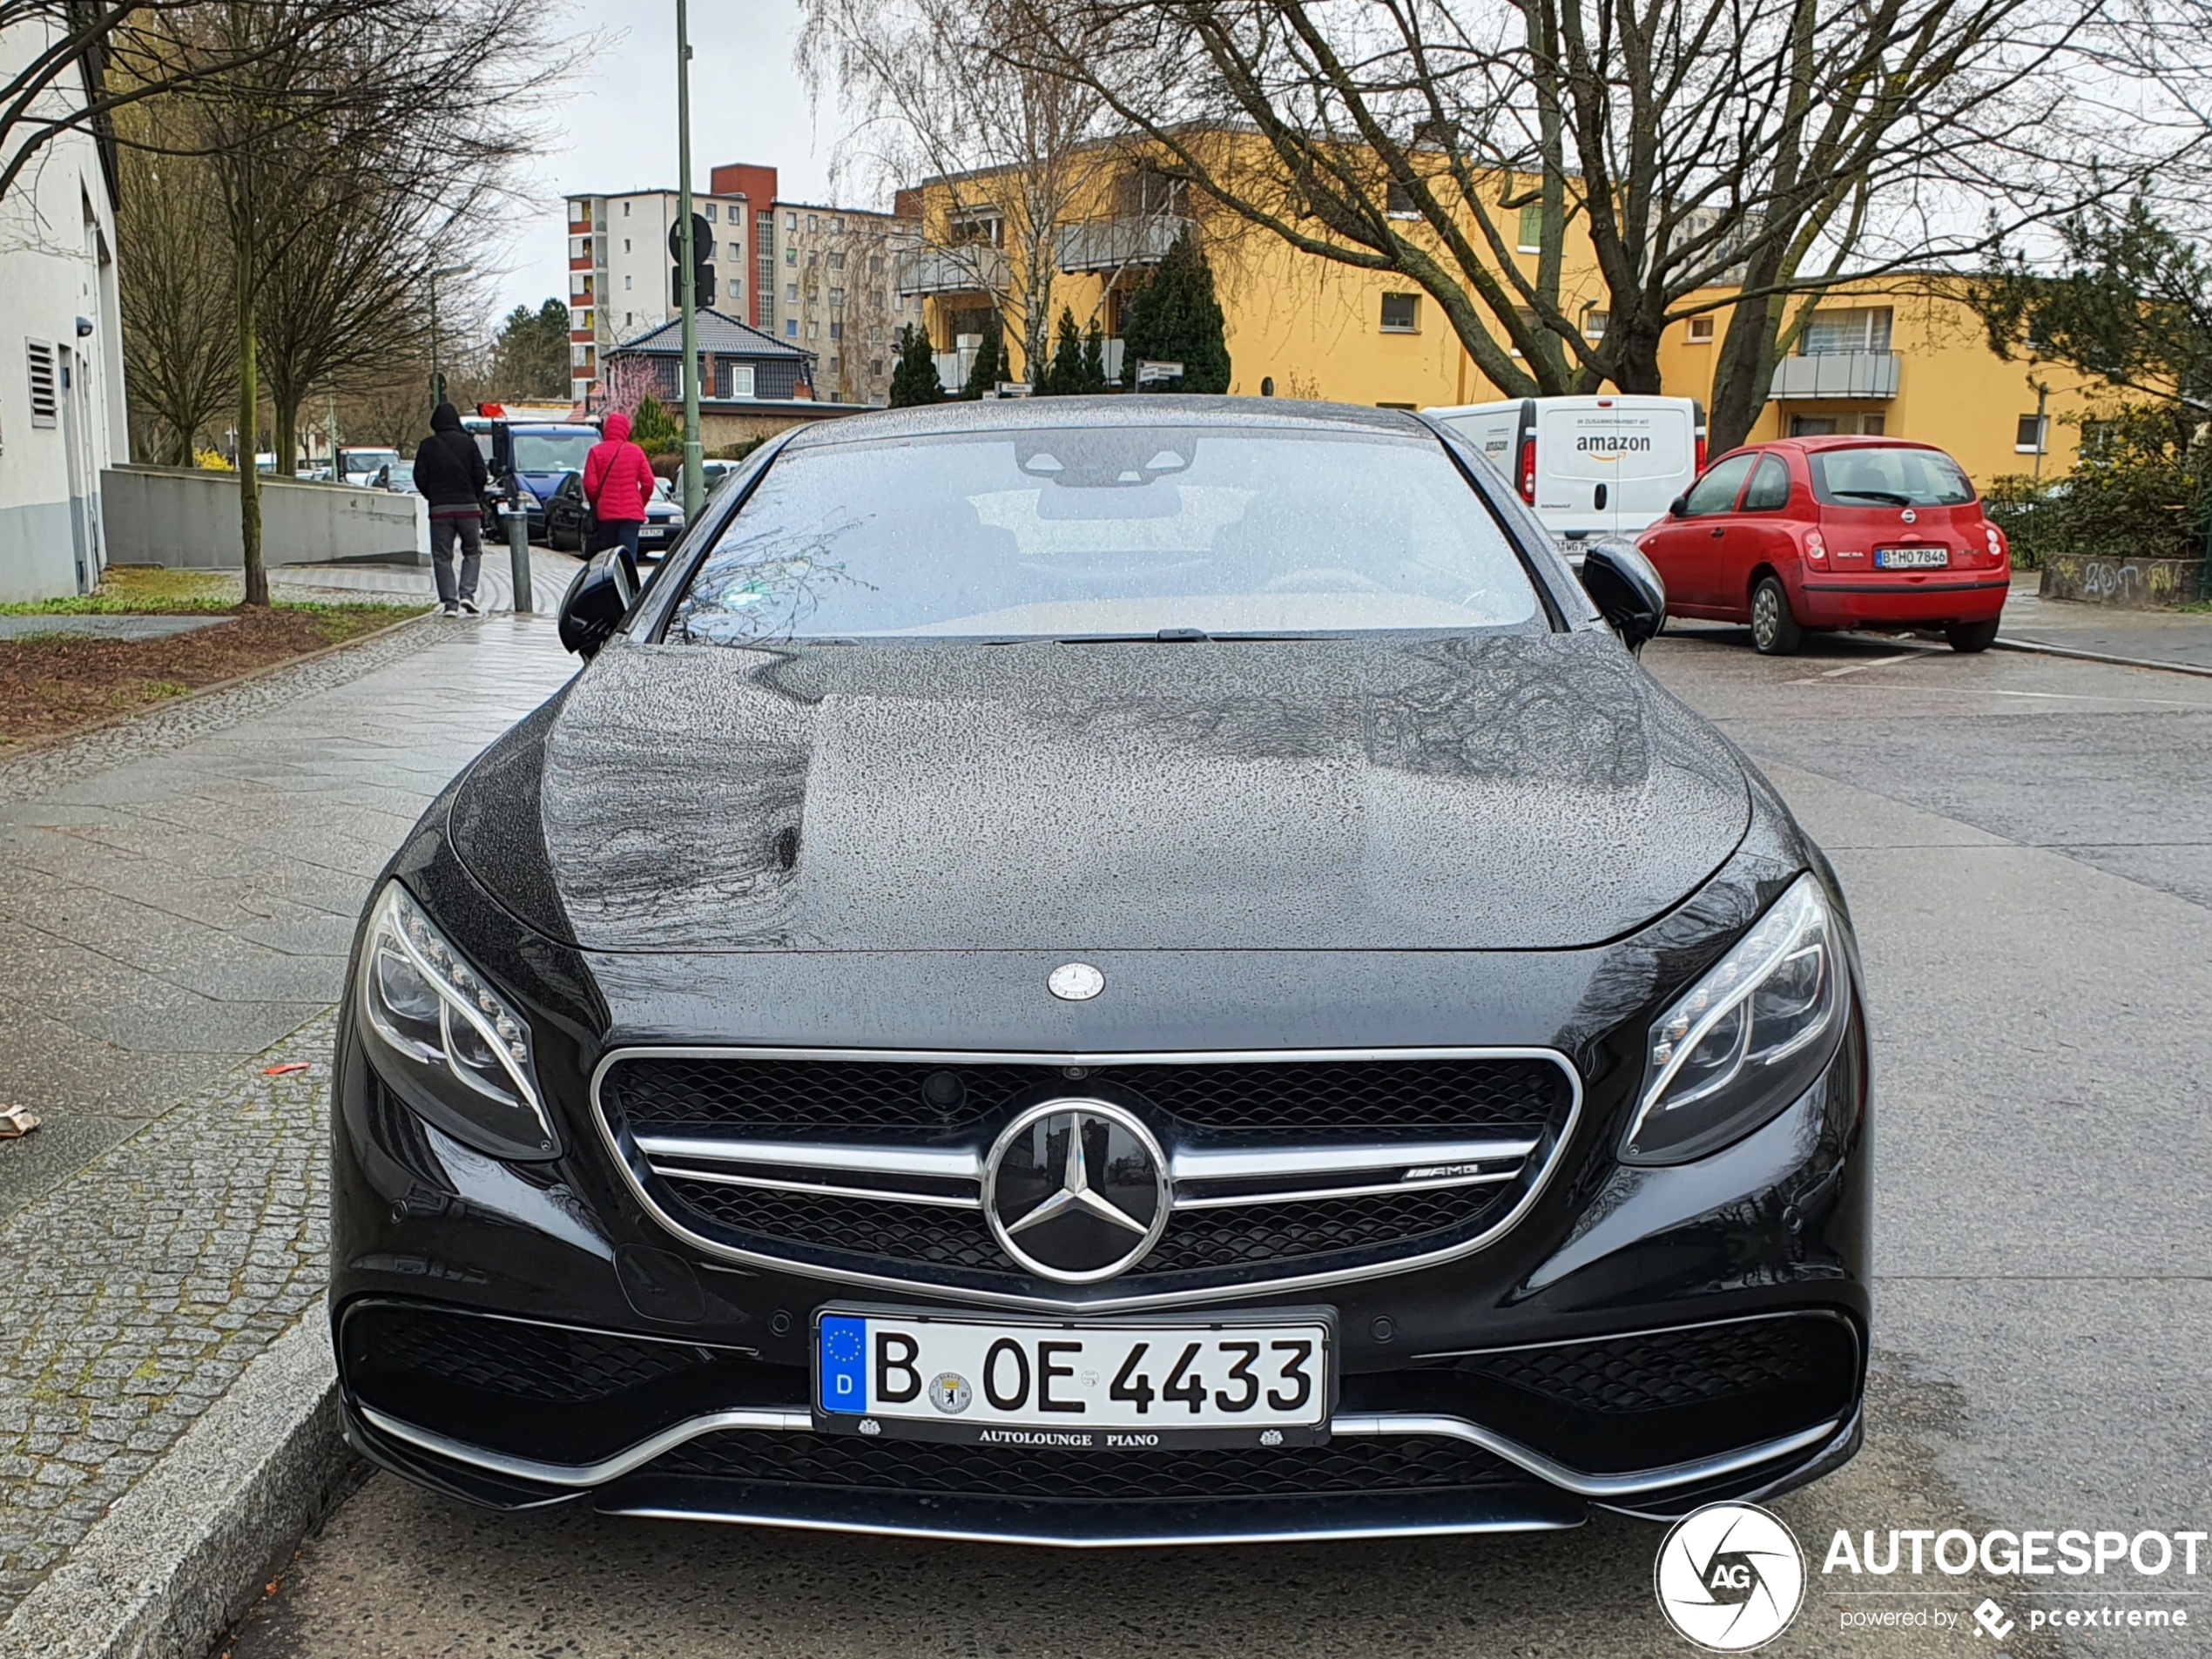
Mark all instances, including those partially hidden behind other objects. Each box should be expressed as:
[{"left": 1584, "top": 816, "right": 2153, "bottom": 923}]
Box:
[{"left": 330, "top": 1015, "right": 1870, "bottom": 1544}]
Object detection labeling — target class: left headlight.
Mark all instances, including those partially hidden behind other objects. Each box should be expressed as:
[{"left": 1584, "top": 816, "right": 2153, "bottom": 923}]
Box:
[
  {"left": 1621, "top": 874, "right": 1846, "bottom": 1165},
  {"left": 355, "top": 881, "right": 558, "bottom": 1160}
]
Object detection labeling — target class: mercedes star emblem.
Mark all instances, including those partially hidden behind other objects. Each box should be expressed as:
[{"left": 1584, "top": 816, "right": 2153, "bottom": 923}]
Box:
[
  {"left": 982, "top": 1099, "right": 1170, "bottom": 1283},
  {"left": 1048, "top": 961, "right": 1105, "bottom": 1001}
]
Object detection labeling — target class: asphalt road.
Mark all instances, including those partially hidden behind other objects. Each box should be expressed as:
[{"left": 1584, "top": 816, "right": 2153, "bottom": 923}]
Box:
[{"left": 223, "top": 623, "right": 2212, "bottom": 1659}]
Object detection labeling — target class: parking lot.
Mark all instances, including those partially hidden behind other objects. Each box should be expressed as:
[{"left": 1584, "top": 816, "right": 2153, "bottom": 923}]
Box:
[{"left": 196, "top": 620, "right": 2210, "bottom": 1659}]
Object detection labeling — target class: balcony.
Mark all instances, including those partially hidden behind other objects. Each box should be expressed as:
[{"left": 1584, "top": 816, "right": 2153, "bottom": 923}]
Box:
[
  {"left": 895, "top": 245, "right": 1008, "bottom": 297},
  {"left": 1770, "top": 351, "right": 1900, "bottom": 401},
  {"left": 1057, "top": 216, "right": 1195, "bottom": 273}
]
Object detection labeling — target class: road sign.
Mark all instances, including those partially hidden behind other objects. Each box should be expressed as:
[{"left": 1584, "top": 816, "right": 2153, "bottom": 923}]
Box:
[
  {"left": 668, "top": 212, "right": 712, "bottom": 261},
  {"left": 1135, "top": 361, "right": 1184, "bottom": 385}
]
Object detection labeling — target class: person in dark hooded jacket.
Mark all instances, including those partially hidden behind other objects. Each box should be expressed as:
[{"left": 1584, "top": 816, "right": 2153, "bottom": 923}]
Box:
[{"left": 414, "top": 402, "right": 489, "bottom": 615}]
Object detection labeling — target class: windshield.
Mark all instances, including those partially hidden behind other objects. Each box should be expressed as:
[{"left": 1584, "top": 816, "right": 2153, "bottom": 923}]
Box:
[
  {"left": 673, "top": 426, "right": 1541, "bottom": 644},
  {"left": 1811, "top": 446, "right": 1974, "bottom": 507},
  {"left": 513, "top": 429, "right": 599, "bottom": 474}
]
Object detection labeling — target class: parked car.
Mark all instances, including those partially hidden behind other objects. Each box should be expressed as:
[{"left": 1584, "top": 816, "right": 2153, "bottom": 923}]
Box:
[
  {"left": 371, "top": 461, "right": 415, "bottom": 494},
  {"left": 1637, "top": 435, "right": 2010, "bottom": 654},
  {"left": 333, "top": 400, "right": 1868, "bottom": 1548},
  {"left": 543, "top": 471, "right": 688, "bottom": 557},
  {"left": 339, "top": 447, "right": 401, "bottom": 489},
  {"left": 1426, "top": 395, "right": 1704, "bottom": 545}
]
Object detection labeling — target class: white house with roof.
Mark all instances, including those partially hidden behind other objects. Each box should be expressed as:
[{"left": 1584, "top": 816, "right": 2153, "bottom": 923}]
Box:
[{"left": 0, "top": 21, "right": 126, "bottom": 602}]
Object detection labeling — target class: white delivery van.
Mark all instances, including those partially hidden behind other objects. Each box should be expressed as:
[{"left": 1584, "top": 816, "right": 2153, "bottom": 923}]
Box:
[{"left": 1426, "top": 395, "right": 1704, "bottom": 543}]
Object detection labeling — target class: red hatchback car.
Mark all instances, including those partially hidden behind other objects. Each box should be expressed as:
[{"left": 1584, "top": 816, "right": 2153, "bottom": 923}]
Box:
[{"left": 1635, "top": 436, "right": 2012, "bottom": 654}]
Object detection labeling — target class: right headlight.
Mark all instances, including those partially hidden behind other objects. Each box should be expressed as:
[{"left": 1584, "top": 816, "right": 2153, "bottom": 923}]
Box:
[
  {"left": 355, "top": 881, "right": 558, "bottom": 1161},
  {"left": 1621, "top": 874, "right": 1846, "bottom": 1165}
]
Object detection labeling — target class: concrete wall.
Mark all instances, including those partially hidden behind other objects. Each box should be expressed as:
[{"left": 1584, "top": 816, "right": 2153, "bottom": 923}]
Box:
[
  {"left": 0, "top": 26, "right": 126, "bottom": 603},
  {"left": 102, "top": 467, "right": 429, "bottom": 568}
]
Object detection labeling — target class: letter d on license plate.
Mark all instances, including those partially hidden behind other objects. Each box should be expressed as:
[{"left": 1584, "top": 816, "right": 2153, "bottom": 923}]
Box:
[{"left": 814, "top": 1305, "right": 1335, "bottom": 1448}]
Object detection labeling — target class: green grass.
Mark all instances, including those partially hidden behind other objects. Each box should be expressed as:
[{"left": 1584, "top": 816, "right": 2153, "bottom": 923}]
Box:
[{"left": 0, "top": 564, "right": 429, "bottom": 624}]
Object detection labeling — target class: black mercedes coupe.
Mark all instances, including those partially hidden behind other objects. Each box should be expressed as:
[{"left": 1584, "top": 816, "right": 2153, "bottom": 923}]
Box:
[{"left": 332, "top": 399, "right": 1868, "bottom": 1545}]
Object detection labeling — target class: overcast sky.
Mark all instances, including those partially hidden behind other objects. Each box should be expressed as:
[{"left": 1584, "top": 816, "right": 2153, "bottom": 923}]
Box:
[{"left": 483, "top": 0, "right": 852, "bottom": 324}]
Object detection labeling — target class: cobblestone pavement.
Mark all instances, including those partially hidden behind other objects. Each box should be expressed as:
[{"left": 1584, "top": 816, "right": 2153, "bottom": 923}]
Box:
[{"left": 0, "top": 614, "right": 576, "bottom": 1621}]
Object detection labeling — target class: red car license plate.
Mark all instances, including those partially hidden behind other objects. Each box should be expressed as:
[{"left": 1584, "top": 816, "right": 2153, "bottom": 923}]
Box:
[{"left": 1876, "top": 546, "right": 1949, "bottom": 570}]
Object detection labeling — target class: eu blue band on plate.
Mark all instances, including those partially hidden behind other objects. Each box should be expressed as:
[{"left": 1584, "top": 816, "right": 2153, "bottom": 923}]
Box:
[{"left": 819, "top": 1314, "right": 867, "bottom": 1413}]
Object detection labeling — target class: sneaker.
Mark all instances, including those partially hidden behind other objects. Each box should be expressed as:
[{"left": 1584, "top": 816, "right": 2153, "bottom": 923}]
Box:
[
  {"left": 441, "top": 602, "right": 461, "bottom": 617},
  {"left": 458, "top": 597, "right": 481, "bottom": 616}
]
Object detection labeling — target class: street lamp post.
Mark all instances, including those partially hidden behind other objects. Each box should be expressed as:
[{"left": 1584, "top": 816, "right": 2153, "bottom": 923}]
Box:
[{"left": 675, "top": 0, "right": 704, "bottom": 518}]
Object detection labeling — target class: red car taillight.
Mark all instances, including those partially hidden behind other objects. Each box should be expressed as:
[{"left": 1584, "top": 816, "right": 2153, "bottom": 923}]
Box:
[
  {"left": 1695, "top": 435, "right": 1707, "bottom": 474},
  {"left": 1519, "top": 438, "right": 1536, "bottom": 504}
]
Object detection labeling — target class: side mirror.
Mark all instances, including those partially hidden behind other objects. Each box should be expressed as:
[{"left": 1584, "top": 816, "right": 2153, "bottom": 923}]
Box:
[
  {"left": 557, "top": 548, "right": 639, "bottom": 658},
  {"left": 1579, "top": 536, "right": 1666, "bottom": 651},
  {"left": 1667, "top": 494, "right": 1689, "bottom": 518}
]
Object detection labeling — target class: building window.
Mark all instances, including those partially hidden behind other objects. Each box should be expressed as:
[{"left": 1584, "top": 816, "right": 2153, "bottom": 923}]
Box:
[
  {"left": 831, "top": 216, "right": 845, "bottom": 233},
  {"left": 808, "top": 320, "right": 819, "bottom": 339},
  {"left": 786, "top": 320, "right": 798, "bottom": 337},
  {"left": 828, "top": 251, "right": 845, "bottom": 270},
  {"left": 704, "top": 203, "right": 717, "bottom": 222},
  {"left": 1582, "top": 309, "right": 1608, "bottom": 341},
  {"left": 727, "top": 242, "right": 741, "bottom": 262},
  {"left": 623, "top": 200, "right": 631, "bottom": 216},
  {"left": 1798, "top": 307, "right": 1893, "bottom": 355},
  {"left": 894, "top": 293, "right": 907, "bottom": 313},
  {"left": 1507, "top": 307, "right": 1538, "bottom": 356},
  {"left": 1385, "top": 179, "right": 1418, "bottom": 218},
  {"left": 830, "top": 320, "right": 842, "bottom": 340},
  {"left": 624, "top": 273, "right": 632, "bottom": 291},
  {"left": 830, "top": 354, "right": 840, "bottom": 371},
  {"left": 1517, "top": 204, "right": 1542, "bottom": 253},
  {"left": 807, "top": 250, "right": 819, "bottom": 267},
  {"left": 1788, "top": 415, "right": 1838, "bottom": 437},
  {"left": 623, "top": 238, "right": 631, "bottom": 253},
  {"left": 786, "top": 212, "right": 797, "bottom": 232},
  {"left": 808, "top": 213, "right": 819, "bottom": 232},
  {"left": 786, "top": 247, "right": 797, "bottom": 266},
  {"left": 726, "top": 364, "right": 755, "bottom": 398},
  {"left": 625, "top": 312, "right": 634, "bottom": 327},
  {"left": 870, "top": 255, "right": 884, "bottom": 275},
  {"left": 786, "top": 282, "right": 798, "bottom": 302},
  {"left": 2016, "top": 413, "right": 2047, "bottom": 453},
  {"left": 1379, "top": 293, "right": 1419, "bottom": 333},
  {"left": 1686, "top": 315, "right": 1716, "bottom": 344},
  {"left": 726, "top": 277, "right": 743, "bottom": 300},
  {"left": 829, "top": 287, "right": 845, "bottom": 307},
  {"left": 871, "top": 359, "right": 883, "bottom": 377}
]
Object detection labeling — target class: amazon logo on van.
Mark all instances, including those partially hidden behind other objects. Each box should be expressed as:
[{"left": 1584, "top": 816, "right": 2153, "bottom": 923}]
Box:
[{"left": 1576, "top": 435, "right": 1653, "bottom": 453}]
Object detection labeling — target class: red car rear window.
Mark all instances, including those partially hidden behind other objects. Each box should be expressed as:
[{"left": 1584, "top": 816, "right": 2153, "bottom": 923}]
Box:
[{"left": 1810, "top": 446, "right": 1974, "bottom": 508}]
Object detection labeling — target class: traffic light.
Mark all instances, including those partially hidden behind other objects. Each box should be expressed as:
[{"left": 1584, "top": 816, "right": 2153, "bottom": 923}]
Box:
[{"left": 669, "top": 212, "right": 713, "bottom": 314}]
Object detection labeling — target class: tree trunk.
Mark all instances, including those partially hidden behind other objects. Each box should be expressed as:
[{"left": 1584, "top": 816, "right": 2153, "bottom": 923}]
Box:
[
  {"left": 234, "top": 183, "right": 268, "bottom": 607},
  {"left": 273, "top": 393, "right": 300, "bottom": 477},
  {"left": 1606, "top": 316, "right": 1666, "bottom": 395},
  {"left": 1708, "top": 288, "right": 1780, "bottom": 453}
]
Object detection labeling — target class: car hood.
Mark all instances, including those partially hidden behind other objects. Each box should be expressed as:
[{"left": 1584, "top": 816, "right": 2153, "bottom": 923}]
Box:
[{"left": 486, "top": 631, "right": 1749, "bottom": 954}]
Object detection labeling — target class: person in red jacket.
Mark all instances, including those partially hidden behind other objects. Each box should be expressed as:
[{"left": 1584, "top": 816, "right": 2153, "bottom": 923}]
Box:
[{"left": 581, "top": 411, "right": 655, "bottom": 561}]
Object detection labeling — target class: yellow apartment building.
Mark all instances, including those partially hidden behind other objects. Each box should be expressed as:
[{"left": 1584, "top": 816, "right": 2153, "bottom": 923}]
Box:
[{"left": 899, "top": 151, "right": 2103, "bottom": 489}]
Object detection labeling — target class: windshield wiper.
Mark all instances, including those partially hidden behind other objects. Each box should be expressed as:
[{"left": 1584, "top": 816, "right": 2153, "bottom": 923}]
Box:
[
  {"left": 1831, "top": 488, "right": 1914, "bottom": 506},
  {"left": 1058, "top": 628, "right": 1214, "bottom": 643}
]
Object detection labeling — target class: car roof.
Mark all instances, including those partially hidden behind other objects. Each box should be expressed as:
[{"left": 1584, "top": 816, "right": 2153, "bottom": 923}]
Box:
[
  {"left": 1758, "top": 435, "right": 1947, "bottom": 455},
  {"left": 780, "top": 395, "right": 1433, "bottom": 453}
]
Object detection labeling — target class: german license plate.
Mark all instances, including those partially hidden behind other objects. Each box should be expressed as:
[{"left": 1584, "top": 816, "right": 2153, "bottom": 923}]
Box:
[
  {"left": 1876, "top": 545, "right": 1948, "bottom": 569},
  {"left": 814, "top": 1305, "right": 1334, "bottom": 1447}
]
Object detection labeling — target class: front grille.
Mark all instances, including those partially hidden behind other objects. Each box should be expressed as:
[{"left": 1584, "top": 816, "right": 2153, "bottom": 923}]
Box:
[
  {"left": 604, "top": 1054, "right": 1566, "bottom": 1141},
  {"left": 357, "top": 1306, "right": 716, "bottom": 1403},
  {"left": 663, "top": 1177, "right": 1515, "bottom": 1278},
  {"left": 1458, "top": 1318, "right": 1839, "bottom": 1415},
  {"left": 604, "top": 1048, "right": 1577, "bottom": 1297},
  {"left": 651, "top": 1429, "right": 1524, "bottom": 1501}
]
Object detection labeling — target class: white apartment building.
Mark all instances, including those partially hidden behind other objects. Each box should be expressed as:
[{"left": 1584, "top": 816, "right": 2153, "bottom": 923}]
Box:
[
  {"left": 764, "top": 202, "right": 921, "bottom": 408},
  {"left": 0, "top": 24, "right": 126, "bottom": 600},
  {"left": 565, "top": 189, "right": 760, "bottom": 401}
]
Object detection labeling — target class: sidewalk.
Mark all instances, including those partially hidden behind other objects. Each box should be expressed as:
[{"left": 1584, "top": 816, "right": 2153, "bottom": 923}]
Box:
[
  {"left": 0, "top": 615, "right": 575, "bottom": 1627},
  {"left": 270, "top": 545, "right": 581, "bottom": 614},
  {"left": 2000, "top": 574, "right": 2212, "bottom": 672}
]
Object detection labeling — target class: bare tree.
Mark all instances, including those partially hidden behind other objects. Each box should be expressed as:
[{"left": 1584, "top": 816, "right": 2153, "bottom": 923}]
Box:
[
  {"left": 1008, "top": 0, "right": 2160, "bottom": 444},
  {"left": 799, "top": 0, "right": 1127, "bottom": 382},
  {"left": 115, "top": 129, "right": 235, "bottom": 464}
]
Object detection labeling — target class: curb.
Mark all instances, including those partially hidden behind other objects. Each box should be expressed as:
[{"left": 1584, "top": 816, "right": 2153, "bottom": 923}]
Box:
[
  {"left": 1993, "top": 634, "right": 2212, "bottom": 679},
  {"left": 0, "top": 1309, "right": 351, "bottom": 1659}
]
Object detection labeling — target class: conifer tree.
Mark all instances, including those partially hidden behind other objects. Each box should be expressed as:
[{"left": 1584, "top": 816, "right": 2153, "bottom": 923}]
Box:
[
  {"left": 1080, "top": 318, "right": 1109, "bottom": 393},
  {"left": 961, "top": 314, "right": 1006, "bottom": 399},
  {"left": 888, "top": 324, "right": 946, "bottom": 406},
  {"left": 1039, "top": 307, "right": 1085, "bottom": 395},
  {"left": 1118, "top": 229, "right": 1231, "bottom": 393}
]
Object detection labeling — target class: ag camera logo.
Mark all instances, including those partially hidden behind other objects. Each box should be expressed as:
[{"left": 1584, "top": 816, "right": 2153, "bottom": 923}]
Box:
[{"left": 1655, "top": 1503, "right": 1807, "bottom": 1651}]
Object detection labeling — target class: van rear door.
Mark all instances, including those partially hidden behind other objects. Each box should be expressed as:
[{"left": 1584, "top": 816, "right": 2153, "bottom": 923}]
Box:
[
  {"left": 1437, "top": 405, "right": 1524, "bottom": 485},
  {"left": 1536, "top": 401, "right": 1697, "bottom": 536}
]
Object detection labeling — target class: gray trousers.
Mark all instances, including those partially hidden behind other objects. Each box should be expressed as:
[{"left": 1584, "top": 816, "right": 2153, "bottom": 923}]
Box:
[{"left": 429, "top": 512, "right": 482, "bottom": 604}]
